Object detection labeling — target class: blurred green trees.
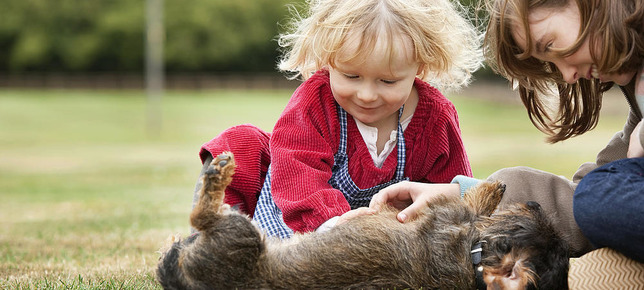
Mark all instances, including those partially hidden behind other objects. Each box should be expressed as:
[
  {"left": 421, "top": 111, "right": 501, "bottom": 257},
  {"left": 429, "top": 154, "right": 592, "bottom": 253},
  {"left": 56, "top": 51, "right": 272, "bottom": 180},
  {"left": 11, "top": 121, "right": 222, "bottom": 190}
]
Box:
[
  {"left": 164, "top": 0, "right": 299, "bottom": 72},
  {"left": 0, "top": 0, "right": 298, "bottom": 73},
  {"left": 0, "top": 0, "right": 482, "bottom": 74},
  {"left": 1, "top": 0, "right": 146, "bottom": 72}
]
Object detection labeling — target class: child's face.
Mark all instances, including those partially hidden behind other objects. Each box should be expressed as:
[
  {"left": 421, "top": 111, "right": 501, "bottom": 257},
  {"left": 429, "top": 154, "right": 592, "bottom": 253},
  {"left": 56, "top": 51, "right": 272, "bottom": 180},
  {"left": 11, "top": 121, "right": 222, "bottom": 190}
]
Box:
[
  {"left": 328, "top": 34, "right": 420, "bottom": 128},
  {"left": 511, "top": 3, "right": 635, "bottom": 86}
]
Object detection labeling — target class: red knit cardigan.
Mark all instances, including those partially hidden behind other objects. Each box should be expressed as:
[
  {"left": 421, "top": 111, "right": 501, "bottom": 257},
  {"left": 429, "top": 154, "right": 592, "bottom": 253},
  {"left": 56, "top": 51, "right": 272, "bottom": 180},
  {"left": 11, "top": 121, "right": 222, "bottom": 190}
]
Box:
[{"left": 201, "top": 70, "right": 471, "bottom": 233}]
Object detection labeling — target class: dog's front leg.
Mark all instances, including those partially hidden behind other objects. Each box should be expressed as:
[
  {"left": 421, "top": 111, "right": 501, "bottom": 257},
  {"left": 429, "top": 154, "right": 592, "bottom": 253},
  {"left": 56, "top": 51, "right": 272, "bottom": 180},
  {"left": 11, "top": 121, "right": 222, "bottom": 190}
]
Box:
[{"left": 463, "top": 181, "right": 505, "bottom": 216}]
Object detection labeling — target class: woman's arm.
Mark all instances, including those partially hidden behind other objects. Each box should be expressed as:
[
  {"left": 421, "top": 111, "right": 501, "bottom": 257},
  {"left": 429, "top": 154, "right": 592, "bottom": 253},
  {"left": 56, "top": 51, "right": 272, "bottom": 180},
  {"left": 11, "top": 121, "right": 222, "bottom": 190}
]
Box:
[
  {"left": 628, "top": 119, "right": 644, "bottom": 158},
  {"left": 631, "top": 68, "right": 644, "bottom": 157},
  {"left": 573, "top": 109, "right": 640, "bottom": 182},
  {"left": 369, "top": 181, "right": 461, "bottom": 222}
]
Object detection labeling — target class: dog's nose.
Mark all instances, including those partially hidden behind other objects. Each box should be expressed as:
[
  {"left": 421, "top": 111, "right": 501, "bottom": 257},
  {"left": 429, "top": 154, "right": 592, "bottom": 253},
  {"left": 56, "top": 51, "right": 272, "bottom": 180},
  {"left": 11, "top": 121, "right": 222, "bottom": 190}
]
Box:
[{"left": 526, "top": 201, "right": 541, "bottom": 210}]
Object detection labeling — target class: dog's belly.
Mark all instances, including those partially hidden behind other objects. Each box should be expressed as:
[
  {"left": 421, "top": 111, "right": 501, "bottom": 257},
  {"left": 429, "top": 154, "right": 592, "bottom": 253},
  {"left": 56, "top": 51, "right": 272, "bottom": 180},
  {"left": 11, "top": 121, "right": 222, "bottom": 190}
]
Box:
[{"left": 259, "top": 209, "right": 450, "bottom": 288}]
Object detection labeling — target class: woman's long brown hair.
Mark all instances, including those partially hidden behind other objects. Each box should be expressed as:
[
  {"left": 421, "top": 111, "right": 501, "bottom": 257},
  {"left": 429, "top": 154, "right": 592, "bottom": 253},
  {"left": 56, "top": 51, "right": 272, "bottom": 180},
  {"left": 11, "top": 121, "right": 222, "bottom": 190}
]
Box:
[{"left": 483, "top": 0, "right": 643, "bottom": 143}]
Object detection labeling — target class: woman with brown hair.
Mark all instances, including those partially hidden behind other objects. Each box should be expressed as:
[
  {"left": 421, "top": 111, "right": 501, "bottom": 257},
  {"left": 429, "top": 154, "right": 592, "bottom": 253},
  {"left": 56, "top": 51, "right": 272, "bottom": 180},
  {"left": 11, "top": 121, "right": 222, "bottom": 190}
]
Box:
[{"left": 370, "top": 0, "right": 643, "bottom": 275}]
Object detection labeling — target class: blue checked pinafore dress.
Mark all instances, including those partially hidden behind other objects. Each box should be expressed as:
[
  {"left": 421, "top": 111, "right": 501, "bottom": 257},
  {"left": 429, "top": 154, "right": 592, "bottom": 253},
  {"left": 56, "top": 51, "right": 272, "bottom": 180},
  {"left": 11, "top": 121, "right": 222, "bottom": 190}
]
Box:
[{"left": 252, "top": 105, "right": 409, "bottom": 239}]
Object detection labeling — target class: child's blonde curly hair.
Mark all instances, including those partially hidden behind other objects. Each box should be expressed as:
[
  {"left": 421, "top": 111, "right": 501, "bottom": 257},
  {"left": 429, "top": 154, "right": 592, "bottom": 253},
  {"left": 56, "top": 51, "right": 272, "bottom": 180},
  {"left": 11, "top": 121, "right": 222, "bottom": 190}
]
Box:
[{"left": 277, "top": 0, "right": 484, "bottom": 92}]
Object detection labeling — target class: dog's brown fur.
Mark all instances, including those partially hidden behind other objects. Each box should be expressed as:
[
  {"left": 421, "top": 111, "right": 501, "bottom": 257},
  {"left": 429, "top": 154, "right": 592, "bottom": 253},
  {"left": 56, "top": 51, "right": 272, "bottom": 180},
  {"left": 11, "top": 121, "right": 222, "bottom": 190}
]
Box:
[{"left": 157, "top": 152, "right": 569, "bottom": 289}]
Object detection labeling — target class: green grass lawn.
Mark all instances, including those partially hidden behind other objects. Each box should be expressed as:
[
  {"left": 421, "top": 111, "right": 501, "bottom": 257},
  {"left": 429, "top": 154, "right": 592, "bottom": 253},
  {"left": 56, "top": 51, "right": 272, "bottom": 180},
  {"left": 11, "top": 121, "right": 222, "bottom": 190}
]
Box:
[{"left": 0, "top": 86, "right": 628, "bottom": 288}]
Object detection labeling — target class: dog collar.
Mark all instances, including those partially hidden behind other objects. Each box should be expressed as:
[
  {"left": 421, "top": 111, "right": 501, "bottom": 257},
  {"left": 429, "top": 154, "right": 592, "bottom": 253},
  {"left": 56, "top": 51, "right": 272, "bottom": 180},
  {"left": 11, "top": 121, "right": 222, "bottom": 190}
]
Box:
[{"left": 471, "top": 242, "right": 486, "bottom": 290}]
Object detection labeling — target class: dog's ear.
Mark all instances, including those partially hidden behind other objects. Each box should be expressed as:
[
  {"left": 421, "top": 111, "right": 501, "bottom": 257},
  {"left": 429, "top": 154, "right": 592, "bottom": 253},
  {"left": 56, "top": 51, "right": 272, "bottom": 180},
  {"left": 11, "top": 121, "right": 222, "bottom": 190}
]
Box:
[
  {"left": 525, "top": 201, "right": 541, "bottom": 211},
  {"left": 535, "top": 248, "right": 569, "bottom": 289},
  {"left": 529, "top": 211, "right": 570, "bottom": 289},
  {"left": 522, "top": 202, "right": 571, "bottom": 289}
]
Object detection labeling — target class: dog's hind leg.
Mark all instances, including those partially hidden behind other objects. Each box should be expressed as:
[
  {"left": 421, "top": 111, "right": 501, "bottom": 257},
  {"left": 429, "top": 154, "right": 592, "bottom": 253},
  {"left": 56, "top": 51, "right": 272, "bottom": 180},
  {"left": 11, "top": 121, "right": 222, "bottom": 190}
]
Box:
[
  {"left": 157, "top": 152, "right": 239, "bottom": 289},
  {"left": 190, "top": 152, "right": 236, "bottom": 232},
  {"left": 462, "top": 181, "right": 505, "bottom": 216},
  {"left": 160, "top": 152, "right": 265, "bottom": 289}
]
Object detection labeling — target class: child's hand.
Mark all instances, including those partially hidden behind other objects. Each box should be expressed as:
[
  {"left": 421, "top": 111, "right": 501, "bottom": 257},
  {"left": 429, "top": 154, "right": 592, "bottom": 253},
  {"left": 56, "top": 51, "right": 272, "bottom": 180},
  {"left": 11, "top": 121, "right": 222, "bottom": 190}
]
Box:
[
  {"left": 369, "top": 181, "right": 459, "bottom": 223},
  {"left": 336, "top": 207, "right": 376, "bottom": 226},
  {"left": 628, "top": 119, "right": 644, "bottom": 158}
]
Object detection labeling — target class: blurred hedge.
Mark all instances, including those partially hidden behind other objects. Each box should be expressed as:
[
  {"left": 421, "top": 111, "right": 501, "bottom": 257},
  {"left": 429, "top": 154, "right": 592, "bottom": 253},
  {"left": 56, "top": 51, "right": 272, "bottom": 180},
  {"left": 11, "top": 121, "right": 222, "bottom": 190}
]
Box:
[{"left": 0, "top": 0, "right": 485, "bottom": 74}]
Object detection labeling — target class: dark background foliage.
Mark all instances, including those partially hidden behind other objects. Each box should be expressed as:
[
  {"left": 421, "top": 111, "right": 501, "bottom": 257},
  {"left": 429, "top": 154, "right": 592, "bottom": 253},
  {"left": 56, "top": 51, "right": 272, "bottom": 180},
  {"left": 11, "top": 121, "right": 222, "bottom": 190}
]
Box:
[{"left": 0, "top": 0, "right": 484, "bottom": 74}]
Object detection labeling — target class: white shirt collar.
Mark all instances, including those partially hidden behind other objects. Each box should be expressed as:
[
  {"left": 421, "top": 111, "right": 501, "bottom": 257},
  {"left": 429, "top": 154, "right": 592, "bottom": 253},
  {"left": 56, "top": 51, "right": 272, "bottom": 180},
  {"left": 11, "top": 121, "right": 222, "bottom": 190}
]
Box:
[{"left": 353, "top": 114, "right": 413, "bottom": 168}]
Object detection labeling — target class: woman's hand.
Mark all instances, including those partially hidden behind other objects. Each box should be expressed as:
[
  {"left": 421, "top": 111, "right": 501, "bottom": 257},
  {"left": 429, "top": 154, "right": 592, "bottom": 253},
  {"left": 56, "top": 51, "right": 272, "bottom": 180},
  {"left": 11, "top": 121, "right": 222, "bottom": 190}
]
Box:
[
  {"left": 628, "top": 119, "right": 644, "bottom": 158},
  {"left": 369, "top": 181, "right": 460, "bottom": 223}
]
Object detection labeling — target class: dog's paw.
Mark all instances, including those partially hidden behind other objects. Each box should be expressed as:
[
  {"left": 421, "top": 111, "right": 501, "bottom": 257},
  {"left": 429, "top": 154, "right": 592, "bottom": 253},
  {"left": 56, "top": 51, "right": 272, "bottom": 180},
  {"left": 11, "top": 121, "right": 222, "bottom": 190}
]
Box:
[
  {"left": 203, "top": 152, "right": 236, "bottom": 192},
  {"left": 464, "top": 181, "right": 506, "bottom": 216},
  {"left": 207, "top": 152, "right": 234, "bottom": 175},
  {"left": 191, "top": 152, "right": 237, "bottom": 231},
  {"left": 484, "top": 181, "right": 505, "bottom": 202}
]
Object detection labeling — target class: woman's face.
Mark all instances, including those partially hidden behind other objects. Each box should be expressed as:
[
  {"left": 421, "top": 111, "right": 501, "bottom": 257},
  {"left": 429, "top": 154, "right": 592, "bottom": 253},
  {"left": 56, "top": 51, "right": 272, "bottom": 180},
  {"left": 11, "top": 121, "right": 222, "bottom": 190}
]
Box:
[{"left": 511, "top": 3, "right": 636, "bottom": 85}]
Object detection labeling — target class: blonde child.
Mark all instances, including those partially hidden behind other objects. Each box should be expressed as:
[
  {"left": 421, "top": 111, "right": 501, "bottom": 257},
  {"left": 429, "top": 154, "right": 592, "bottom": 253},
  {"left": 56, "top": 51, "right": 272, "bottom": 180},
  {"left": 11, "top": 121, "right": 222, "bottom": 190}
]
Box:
[{"left": 195, "top": 0, "right": 483, "bottom": 238}]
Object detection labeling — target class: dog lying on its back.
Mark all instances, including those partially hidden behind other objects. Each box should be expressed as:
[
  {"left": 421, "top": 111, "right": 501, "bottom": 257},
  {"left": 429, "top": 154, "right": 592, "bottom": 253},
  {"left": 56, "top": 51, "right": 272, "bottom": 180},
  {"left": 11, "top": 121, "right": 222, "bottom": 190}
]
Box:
[{"left": 157, "top": 152, "right": 569, "bottom": 289}]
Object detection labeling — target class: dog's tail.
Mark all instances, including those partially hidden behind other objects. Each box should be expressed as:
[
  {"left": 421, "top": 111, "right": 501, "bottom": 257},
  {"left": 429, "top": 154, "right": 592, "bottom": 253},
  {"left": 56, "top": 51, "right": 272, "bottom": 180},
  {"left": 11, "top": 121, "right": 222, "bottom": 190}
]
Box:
[{"left": 156, "top": 234, "right": 201, "bottom": 290}]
